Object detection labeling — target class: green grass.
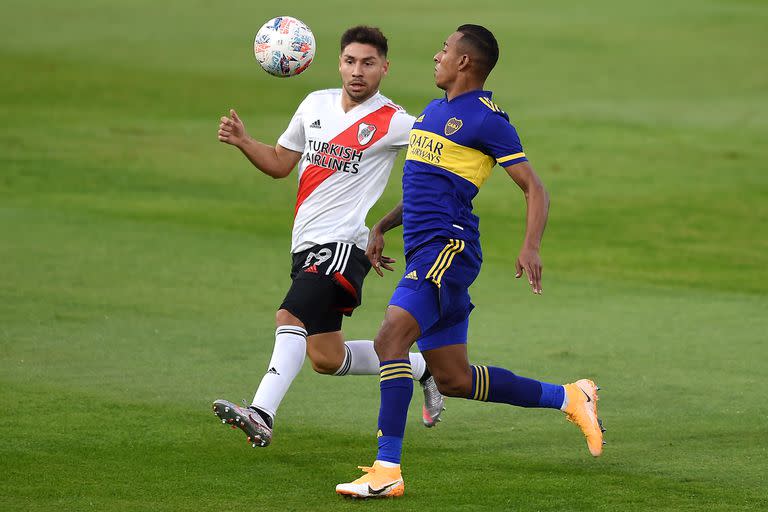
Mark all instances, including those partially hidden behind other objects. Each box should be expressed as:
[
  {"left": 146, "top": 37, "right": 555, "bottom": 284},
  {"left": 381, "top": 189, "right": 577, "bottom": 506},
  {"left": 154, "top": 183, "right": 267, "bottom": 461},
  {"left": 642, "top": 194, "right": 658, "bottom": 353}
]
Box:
[{"left": 1, "top": 1, "right": 767, "bottom": 510}]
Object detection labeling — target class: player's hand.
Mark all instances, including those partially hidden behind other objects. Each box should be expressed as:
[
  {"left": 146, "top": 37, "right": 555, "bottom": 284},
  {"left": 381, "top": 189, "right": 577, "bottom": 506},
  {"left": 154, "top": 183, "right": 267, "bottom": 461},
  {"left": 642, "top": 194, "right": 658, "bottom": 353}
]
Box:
[
  {"left": 218, "top": 109, "right": 247, "bottom": 147},
  {"left": 515, "top": 247, "right": 543, "bottom": 294},
  {"left": 366, "top": 225, "right": 396, "bottom": 277}
]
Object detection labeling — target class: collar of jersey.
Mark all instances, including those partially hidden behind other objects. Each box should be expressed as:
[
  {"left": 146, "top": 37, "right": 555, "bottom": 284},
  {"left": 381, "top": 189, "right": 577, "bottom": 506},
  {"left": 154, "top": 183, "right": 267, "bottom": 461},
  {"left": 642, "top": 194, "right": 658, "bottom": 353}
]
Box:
[
  {"left": 341, "top": 90, "right": 383, "bottom": 113},
  {"left": 441, "top": 89, "right": 493, "bottom": 104}
]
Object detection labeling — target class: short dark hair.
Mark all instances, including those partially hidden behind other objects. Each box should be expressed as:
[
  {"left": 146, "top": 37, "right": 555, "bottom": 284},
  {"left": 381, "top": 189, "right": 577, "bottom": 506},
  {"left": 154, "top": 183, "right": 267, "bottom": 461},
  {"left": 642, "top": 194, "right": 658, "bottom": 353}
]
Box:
[
  {"left": 340, "top": 26, "right": 388, "bottom": 57},
  {"left": 456, "top": 24, "right": 499, "bottom": 78}
]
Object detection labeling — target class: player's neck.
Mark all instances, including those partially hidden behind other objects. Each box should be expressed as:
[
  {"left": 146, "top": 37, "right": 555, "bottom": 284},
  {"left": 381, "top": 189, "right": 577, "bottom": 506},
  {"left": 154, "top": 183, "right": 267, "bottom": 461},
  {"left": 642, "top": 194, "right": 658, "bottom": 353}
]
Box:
[
  {"left": 341, "top": 90, "right": 377, "bottom": 113},
  {"left": 445, "top": 78, "right": 485, "bottom": 101}
]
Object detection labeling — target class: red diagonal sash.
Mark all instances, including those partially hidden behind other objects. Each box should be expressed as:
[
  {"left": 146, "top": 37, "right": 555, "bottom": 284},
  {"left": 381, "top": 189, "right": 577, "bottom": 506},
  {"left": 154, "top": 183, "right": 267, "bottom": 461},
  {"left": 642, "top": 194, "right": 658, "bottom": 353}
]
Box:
[{"left": 295, "top": 104, "right": 398, "bottom": 217}]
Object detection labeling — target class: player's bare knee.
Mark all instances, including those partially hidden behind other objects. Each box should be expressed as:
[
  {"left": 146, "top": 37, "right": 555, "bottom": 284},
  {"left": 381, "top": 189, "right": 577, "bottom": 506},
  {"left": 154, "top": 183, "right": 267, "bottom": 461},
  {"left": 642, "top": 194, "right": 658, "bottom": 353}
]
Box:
[
  {"left": 276, "top": 309, "right": 304, "bottom": 328},
  {"left": 373, "top": 311, "right": 419, "bottom": 360},
  {"left": 434, "top": 373, "right": 473, "bottom": 397},
  {"left": 374, "top": 329, "right": 411, "bottom": 361},
  {"left": 306, "top": 349, "right": 342, "bottom": 375},
  {"left": 309, "top": 357, "right": 338, "bottom": 375}
]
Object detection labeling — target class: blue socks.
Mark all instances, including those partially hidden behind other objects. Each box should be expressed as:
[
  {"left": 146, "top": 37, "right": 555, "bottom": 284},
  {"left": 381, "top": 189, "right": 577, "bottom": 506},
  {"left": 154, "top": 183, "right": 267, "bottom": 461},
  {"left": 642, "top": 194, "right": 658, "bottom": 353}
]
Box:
[
  {"left": 471, "top": 365, "right": 564, "bottom": 409},
  {"left": 376, "top": 360, "right": 413, "bottom": 464},
  {"left": 374, "top": 361, "right": 564, "bottom": 464}
]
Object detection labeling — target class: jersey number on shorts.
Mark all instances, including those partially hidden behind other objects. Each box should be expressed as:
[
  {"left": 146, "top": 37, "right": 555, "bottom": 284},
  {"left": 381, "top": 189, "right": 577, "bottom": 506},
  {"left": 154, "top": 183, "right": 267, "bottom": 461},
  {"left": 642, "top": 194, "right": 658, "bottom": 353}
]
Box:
[{"left": 303, "top": 248, "right": 332, "bottom": 268}]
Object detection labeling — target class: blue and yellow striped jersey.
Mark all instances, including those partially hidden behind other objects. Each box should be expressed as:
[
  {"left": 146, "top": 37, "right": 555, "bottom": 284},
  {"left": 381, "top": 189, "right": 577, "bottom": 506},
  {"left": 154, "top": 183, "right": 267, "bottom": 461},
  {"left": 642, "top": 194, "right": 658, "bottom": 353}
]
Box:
[{"left": 402, "top": 89, "right": 527, "bottom": 256}]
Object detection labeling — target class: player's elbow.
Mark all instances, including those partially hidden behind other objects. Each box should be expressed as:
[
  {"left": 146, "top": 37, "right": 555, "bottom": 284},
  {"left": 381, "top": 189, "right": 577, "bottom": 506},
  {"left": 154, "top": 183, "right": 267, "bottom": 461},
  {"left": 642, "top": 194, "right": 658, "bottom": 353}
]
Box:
[{"left": 269, "top": 167, "right": 292, "bottom": 179}]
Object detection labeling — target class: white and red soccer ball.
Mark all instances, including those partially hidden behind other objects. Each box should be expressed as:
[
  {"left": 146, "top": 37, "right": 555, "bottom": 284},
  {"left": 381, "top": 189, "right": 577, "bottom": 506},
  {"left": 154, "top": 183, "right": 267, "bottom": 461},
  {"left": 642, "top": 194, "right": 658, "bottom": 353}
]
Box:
[{"left": 254, "top": 16, "right": 315, "bottom": 77}]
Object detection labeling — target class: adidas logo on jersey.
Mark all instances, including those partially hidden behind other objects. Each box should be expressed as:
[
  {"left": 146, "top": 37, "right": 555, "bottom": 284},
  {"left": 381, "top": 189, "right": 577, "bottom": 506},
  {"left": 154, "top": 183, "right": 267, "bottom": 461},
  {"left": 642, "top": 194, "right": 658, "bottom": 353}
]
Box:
[
  {"left": 310, "top": 119, "right": 322, "bottom": 129},
  {"left": 405, "top": 270, "right": 418, "bottom": 280},
  {"left": 305, "top": 264, "right": 318, "bottom": 273}
]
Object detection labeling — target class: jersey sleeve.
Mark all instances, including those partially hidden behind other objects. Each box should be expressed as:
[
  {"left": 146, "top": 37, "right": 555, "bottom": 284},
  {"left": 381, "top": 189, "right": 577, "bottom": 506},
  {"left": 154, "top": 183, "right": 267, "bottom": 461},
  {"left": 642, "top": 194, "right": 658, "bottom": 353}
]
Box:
[
  {"left": 277, "top": 96, "right": 308, "bottom": 152},
  {"left": 387, "top": 110, "right": 416, "bottom": 149},
  {"left": 480, "top": 112, "right": 528, "bottom": 167}
]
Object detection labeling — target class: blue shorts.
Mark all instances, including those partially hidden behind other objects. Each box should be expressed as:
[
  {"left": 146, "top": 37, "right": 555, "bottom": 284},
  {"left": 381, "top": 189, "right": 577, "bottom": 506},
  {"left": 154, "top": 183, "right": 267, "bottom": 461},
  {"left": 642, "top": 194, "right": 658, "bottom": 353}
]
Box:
[{"left": 389, "top": 239, "right": 481, "bottom": 352}]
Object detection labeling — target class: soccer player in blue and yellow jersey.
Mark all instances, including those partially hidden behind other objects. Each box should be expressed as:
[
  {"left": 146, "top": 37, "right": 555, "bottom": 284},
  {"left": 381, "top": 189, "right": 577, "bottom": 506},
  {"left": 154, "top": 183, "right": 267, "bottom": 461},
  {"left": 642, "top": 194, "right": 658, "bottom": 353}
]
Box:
[{"left": 336, "top": 25, "right": 604, "bottom": 499}]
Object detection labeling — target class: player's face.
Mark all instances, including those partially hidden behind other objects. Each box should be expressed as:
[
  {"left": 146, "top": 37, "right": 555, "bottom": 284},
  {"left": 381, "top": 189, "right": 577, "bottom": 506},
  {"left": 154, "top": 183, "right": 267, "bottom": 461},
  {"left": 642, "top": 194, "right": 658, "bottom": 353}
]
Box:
[
  {"left": 339, "top": 43, "right": 389, "bottom": 103},
  {"left": 433, "top": 32, "right": 464, "bottom": 90}
]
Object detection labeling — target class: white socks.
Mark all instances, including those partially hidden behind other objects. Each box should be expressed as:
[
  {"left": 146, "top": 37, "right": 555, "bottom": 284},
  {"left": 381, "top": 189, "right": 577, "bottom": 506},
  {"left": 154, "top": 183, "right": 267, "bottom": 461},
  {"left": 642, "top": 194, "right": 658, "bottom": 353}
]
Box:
[
  {"left": 334, "top": 340, "right": 427, "bottom": 381},
  {"left": 334, "top": 340, "right": 378, "bottom": 375},
  {"left": 409, "top": 350, "right": 427, "bottom": 381},
  {"left": 251, "top": 326, "right": 307, "bottom": 418},
  {"left": 252, "top": 332, "right": 429, "bottom": 419}
]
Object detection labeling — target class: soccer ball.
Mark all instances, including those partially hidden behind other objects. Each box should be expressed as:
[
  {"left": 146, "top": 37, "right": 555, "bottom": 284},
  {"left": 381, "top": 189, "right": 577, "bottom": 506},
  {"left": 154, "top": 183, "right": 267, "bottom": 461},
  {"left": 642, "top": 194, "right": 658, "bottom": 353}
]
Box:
[{"left": 253, "top": 16, "right": 315, "bottom": 78}]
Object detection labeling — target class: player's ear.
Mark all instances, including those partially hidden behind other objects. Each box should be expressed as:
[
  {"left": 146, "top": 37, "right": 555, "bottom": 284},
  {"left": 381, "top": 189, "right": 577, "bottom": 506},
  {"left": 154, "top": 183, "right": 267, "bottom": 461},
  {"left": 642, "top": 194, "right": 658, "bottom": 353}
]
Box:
[
  {"left": 458, "top": 54, "right": 470, "bottom": 72},
  {"left": 382, "top": 59, "right": 390, "bottom": 76}
]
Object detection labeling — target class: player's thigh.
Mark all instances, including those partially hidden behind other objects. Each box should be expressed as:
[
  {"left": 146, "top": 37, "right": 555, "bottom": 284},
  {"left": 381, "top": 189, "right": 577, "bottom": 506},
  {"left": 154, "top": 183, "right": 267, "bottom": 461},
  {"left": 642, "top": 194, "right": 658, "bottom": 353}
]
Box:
[
  {"left": 306, "top": 330, "right": 346, "bottom": 374},
  {"left": 422, "top": 344, "right": 473, "bottom": 397},
  {"left": 279, "top": 277, "right": 340, "bottom": 334}
]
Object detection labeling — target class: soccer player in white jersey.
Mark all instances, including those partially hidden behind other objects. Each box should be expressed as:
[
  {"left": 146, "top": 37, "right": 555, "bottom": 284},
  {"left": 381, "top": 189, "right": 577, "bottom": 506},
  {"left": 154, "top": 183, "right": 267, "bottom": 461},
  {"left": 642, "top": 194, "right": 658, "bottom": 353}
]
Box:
[{"left": 212, "top": 26, "right": 445, "bottom": 448}]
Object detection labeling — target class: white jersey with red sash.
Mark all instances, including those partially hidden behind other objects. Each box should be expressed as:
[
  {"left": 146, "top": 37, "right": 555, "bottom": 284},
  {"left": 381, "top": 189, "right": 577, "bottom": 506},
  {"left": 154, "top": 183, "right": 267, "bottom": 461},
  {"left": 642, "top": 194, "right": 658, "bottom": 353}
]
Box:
[{"left": 278, "top": 89, "right": 415, "bottom": 253}]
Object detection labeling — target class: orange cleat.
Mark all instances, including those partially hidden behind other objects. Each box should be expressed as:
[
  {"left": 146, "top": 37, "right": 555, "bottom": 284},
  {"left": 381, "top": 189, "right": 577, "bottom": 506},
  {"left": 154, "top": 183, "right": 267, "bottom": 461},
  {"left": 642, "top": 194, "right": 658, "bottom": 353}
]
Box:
[
  {"left": 563, "top": 379, "right": 604, "bottom": 457},
  {"left": 336, "top": 461, "right": 405, "bottom": 499}
]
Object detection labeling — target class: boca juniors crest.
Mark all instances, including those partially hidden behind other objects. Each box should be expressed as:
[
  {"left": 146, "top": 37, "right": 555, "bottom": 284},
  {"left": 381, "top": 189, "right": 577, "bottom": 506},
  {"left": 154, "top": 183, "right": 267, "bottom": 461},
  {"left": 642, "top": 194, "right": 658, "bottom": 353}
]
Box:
[
  {"left": 444, "top": 117, "right": 463, "bottom": 136},
  {"left": 357, "top": 122, "right": 377, "bottom": 146}
]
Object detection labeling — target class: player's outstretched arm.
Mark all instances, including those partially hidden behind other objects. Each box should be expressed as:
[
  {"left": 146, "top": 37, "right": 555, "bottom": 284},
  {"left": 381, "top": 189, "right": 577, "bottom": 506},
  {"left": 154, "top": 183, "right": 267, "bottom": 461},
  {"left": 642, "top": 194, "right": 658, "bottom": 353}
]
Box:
[
  {"left": 218, "top": 109, "right": 301, "bottom": 179},
  {"left": 504, "top": 161, "right": 549, "bottom": 295},
  {"left": 366, "top": 201, "right": 403, "bottom": 277}
]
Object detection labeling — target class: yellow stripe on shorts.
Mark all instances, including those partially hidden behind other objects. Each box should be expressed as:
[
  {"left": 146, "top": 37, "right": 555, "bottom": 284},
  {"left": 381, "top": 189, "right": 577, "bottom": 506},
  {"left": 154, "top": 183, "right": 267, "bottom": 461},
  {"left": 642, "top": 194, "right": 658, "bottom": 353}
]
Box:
[
  {"left": 432, "top": 240, "right": 464, "bottom": 287},
  {"left": 425, "top": 240, "right": 457, "bottom": 283},
  {"left": 426, "top": 239, "right": 464, "bottom": 288}
]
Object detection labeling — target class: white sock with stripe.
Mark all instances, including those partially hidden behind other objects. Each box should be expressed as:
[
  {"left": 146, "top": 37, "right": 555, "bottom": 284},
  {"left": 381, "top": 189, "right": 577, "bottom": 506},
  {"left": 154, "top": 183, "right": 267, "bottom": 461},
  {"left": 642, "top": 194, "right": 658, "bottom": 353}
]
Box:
[
  {"left": 251, "top": 326, "right": 307, "bottom": 418},
  {"left": 334, "top": 340, "right": 427, "bottom": 380}
]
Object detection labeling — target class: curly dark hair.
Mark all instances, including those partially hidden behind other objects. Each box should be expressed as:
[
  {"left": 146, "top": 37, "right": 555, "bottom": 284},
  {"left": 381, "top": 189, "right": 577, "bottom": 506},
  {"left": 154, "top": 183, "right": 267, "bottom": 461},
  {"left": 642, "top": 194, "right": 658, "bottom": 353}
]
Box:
[{"left": 340, "top": 26, "right": 388, "bottom": 57}]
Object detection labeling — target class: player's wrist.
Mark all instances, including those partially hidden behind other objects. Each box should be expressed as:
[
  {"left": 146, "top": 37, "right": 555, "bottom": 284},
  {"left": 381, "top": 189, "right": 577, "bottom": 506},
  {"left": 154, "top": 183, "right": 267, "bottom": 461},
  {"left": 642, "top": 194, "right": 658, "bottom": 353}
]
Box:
[
  {"left": 521, "top": 242, "right": 541, "bottom": 252},
  {"left": 234, "top": 135, "right": 251, "bottom": 150}
]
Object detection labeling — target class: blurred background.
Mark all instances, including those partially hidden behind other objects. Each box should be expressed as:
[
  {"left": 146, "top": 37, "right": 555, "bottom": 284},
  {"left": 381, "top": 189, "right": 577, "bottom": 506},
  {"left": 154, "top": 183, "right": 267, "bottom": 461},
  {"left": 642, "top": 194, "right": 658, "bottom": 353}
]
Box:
[{"left": 1, "top": 1, "right": 766, "bottom": 510}]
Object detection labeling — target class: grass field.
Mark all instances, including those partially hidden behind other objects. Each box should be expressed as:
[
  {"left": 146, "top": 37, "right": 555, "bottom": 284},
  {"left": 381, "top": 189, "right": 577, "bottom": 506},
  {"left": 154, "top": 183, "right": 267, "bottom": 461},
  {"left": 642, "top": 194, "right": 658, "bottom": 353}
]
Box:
[{"left": 1, "top": 1, "right": 767, "bottom": 510}]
